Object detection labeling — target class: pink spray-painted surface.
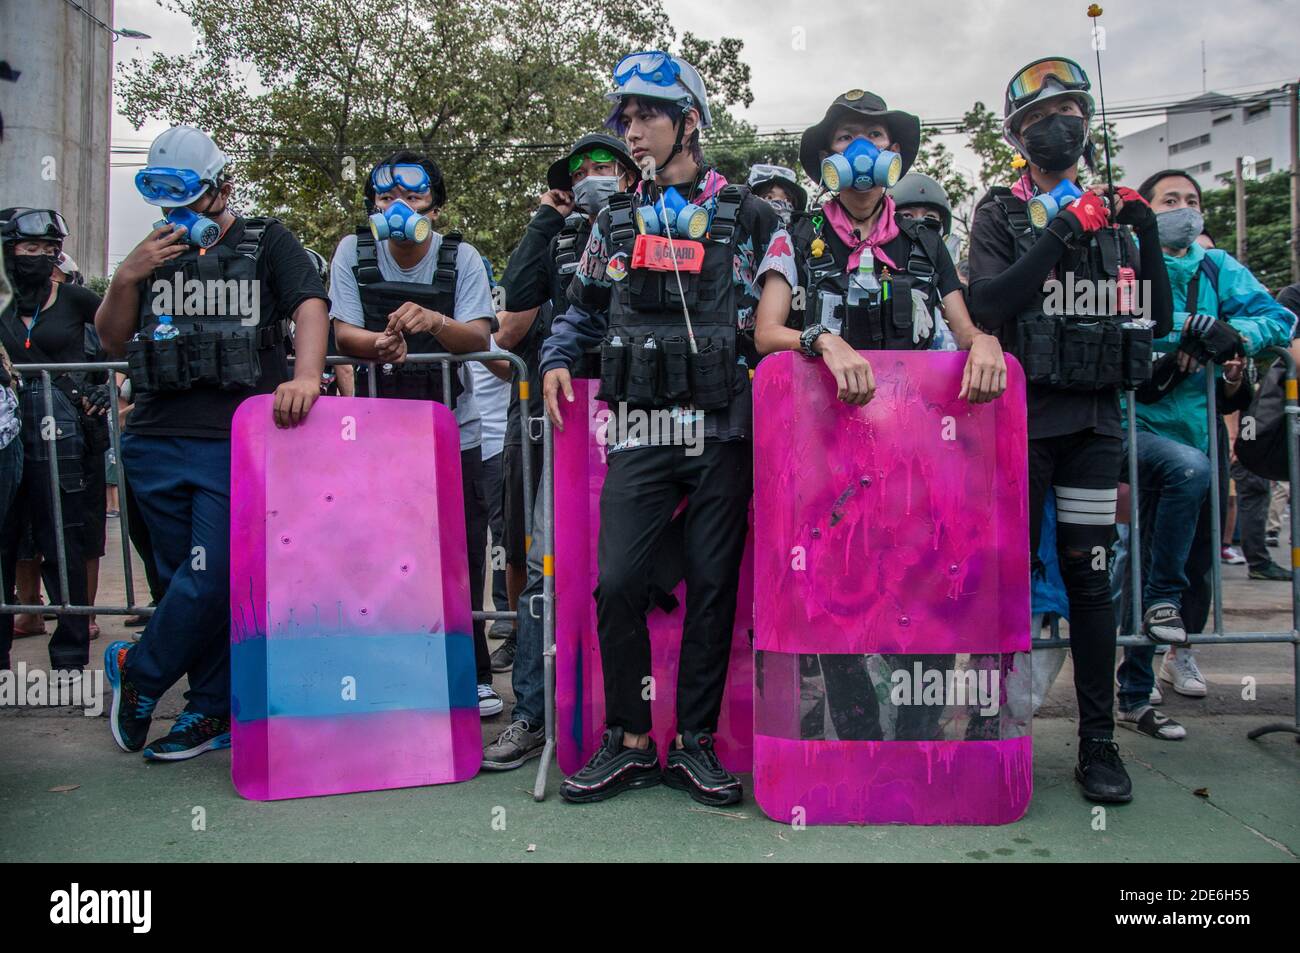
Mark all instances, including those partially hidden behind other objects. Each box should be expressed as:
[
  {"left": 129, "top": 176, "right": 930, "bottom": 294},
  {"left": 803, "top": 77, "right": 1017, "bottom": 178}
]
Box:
[
  {"left": 554, "top": 379, "right": 754, "bottom": 774},
  {"left": 752, "top": 351, "right": 1032, "bottom": 825},
  {"left": 230, "top": 395, "right": 480, "bottom": 800}
]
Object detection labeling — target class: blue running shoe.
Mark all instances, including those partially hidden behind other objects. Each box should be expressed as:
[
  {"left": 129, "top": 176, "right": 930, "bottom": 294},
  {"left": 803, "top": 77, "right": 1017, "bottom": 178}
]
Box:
[
  {"left": 104, "top": 641, "right": 157, "bottom": 752},
  {"left": 142, "top": 710, "right": 232, "bottom": 761}
]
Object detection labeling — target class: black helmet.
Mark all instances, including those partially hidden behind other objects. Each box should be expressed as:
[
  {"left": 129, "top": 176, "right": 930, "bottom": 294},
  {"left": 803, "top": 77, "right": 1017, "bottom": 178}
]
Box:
[
  {"left": 0, "top": 207, "right": 68, "bottom": 247},
  {"left": 799, "top": 90, "right": 921, "bottom": 185},
  {"left": 891, "top": 173, "right": 952, "bottom": 237},
  {"left": 303, "top": 247, "right": 329, "bottom": 284},
  {"left": 546, "top": 132, "right": 639, "bottom": 191}
]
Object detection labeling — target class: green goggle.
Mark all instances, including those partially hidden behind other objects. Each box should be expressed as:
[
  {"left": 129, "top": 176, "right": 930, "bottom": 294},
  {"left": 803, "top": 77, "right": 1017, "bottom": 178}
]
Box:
[{"left": 568, "top": 148, "right": 618, "bottom": 174}]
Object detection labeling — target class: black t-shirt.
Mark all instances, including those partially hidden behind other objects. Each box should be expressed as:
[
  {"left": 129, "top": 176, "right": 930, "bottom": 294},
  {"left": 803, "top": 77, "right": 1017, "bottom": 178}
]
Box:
[
  {"left": 791, "top": 210, "right": 962, "bottom": 329},
  {"left": 967, "top": 197, "right": 1123, "bottom": 441},
  {"left": 0, "top": 282, "right": 101, "bottom": 365},
  {"left": 126, "top": 218, "right": 329, "bottom": 439}
]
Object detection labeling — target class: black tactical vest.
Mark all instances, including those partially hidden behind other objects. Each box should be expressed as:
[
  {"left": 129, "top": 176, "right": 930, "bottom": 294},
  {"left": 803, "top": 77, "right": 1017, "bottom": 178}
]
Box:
[
  {"left": 790, "top": 210, "right": 946, "bottom": 351},
  {"left": 987, "top": 187, "right": 1152, "bottom": 391},
  {"left": 595, "top": 184, "right": 752, "bottom": 440},
  {"left": 127, "top": 217, "right": 281, "bottom": 394},
  {"left": 353, "top": 228, "right": 463, "bottom": 407}
]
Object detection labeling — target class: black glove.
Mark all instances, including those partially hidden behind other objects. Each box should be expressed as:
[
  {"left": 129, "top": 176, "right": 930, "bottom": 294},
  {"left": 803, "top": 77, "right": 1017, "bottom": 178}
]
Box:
[{"left": 1179, "top": 315, "right": 1244, "bottom": 365}]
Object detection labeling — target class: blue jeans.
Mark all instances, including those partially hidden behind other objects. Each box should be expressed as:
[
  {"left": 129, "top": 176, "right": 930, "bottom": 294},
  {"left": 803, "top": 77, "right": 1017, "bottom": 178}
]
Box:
[
  {"left": 119, "top": 433, "right": 232, "bottom": 717},
  {"left": 509, "top": 488, "right": 546, "bottom": 728},
  {"left": 1133, "top": 430, "right": 1211, "bottom": 608},
  {"left": 1113, "top": 430, "right": 1211, "bottom": 712}
]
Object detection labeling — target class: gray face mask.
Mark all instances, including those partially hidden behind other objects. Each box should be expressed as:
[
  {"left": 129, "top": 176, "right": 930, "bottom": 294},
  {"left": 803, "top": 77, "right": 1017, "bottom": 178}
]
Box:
[
  {"left": 765, "top": 198, "right": 794, "bottom": 227},
  {"left": 573, "top": 175, "right": 621, "bottom": 215},
  {"left": 1156, "top": 206, "right": 1204, "bottom": 250}
]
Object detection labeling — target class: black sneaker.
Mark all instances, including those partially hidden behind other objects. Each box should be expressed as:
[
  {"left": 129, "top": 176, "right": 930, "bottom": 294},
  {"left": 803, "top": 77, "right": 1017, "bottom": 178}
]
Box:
[
  {"left": 1249, "top": 562, "right": 1291, "bottom": 581},
  {"left": 481, "top": 719, "right": 545, "bottom": 771},
  {"left": 489, "top": 620, "right": 515, "bottom": 641},
  {"left": 559, "top": 727, "right": 661, "bottom": 804},
  {"left": 489, "top": 637, "right": 516, "bottom": 673},
  {"left": 104, "top": 641, "right": 157, "bottom": 752},
  {"left": 1266, "top": 531, "right": 1280, "bottom": 548},
  {"left": 1075, "top": 737, "right": 1133, "bottom": 803},
  {"left": 664, "top": 730, "right": 743, "bottom": 806},
  {"left": 142, "top": 710, "right": 232, "bottom": 761}
]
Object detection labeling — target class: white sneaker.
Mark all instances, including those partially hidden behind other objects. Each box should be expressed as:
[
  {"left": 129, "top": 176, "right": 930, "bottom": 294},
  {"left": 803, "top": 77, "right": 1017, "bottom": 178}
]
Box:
[
  {"left": 1149, "top": 682, "right": 1164, "bottom": 705},
  {"left": 1160, "top": 649, "right": 1207, "bottom": 698},
  {"left": 477, "top": 682, "right": 504, "bottom": 717},
  {"left": 1221, "top": 546, "right": 1246, "bottom": 565}
]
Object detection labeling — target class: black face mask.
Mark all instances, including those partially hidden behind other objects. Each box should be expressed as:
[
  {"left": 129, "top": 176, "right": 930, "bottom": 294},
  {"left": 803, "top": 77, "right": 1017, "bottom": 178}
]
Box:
[
  {"left": 5, "top": 253, "right": 56, "bottom": 313},
  {"left": 1022, "top": 113, "right": 1088, "bottom": 173}
]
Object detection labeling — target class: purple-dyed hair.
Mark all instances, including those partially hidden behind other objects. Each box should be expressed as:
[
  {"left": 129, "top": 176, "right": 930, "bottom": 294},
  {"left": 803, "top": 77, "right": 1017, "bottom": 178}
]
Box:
[{"left": 605, "top": 96, "right": 705, "bottom": 164}]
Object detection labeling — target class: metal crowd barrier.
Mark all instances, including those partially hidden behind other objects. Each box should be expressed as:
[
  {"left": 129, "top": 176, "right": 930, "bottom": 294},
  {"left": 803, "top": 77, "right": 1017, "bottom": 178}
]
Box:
[
  {"left": 1, "top": 352, "right": 539, "bottom": 655},
  {"left": 1032, "top": 345, "right": 1300, "bottom": 742}
]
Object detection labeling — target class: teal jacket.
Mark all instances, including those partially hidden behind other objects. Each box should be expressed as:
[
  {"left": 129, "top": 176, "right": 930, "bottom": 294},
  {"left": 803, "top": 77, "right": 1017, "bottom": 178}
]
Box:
[{"left": 1133, "top": 244, "right": 1294, "bottom": 452}]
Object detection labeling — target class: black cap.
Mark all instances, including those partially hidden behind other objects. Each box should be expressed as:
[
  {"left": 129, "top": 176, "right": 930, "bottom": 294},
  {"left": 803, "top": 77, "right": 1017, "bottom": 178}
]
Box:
[
  {"left": 546, "top": 133, "right": 639, "bottom": 191},
  {"left": 799, "top": 90, "right": 921, "bottom": 185}
]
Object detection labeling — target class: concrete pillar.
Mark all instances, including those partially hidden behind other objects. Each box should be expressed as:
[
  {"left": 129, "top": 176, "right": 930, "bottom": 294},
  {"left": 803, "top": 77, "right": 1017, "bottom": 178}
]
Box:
[{"left": 0, "top": 0, "right": 113, "bottom": 277}]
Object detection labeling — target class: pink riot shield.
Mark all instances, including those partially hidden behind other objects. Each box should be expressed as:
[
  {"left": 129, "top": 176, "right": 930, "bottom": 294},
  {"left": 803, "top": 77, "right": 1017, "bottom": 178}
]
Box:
[
  {"left": 752, "top": 351, "right": 1032, "bottom": 825},
  {"left": 230, "top": 395, "right": 480, "bottom": 800}
]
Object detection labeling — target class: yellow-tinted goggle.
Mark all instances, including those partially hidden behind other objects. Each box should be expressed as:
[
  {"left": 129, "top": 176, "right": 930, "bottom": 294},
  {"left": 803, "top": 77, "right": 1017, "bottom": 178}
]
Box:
[{"left": 1008, "top": 58, "right": 1090, "bottom": 110}]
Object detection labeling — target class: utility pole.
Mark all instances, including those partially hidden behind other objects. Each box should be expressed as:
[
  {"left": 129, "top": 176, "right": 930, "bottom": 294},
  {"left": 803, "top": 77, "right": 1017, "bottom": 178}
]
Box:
[
  {"left": 1289, "top": 80, "right": 1298, "bottom": 283},
  {"left": 1236, "top": 156, "right": 1248, "bottom": 266}
]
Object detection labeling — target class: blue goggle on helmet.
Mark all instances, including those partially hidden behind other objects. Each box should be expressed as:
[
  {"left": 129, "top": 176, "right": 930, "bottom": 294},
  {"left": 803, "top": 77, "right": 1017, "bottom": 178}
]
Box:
[
  {"left": 613, "top": 50, "right": 681, "bottom": 88},
  {"left": 134, "top": 167, "right": 214, "bottom": 206},
  {"left": 370, "top": 163, "right": 431, "bottom": 195}
]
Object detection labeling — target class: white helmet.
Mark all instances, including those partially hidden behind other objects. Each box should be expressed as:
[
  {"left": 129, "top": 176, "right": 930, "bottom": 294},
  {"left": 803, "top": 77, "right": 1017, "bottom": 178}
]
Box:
[{"left": 137, "top": 125, "right": 229, "bottom": 207}]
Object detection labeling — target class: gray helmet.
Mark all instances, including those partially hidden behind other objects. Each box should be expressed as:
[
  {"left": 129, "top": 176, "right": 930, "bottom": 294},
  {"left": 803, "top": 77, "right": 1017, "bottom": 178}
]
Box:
[
  {"left": 606, "top": 51, "right": 712, "bottom": 128},
  {"left": 892, "top": 172, "right": 952, "bottom": 237},
  {"left": 303, "top": 247, "right": 328, "bottom": 285},
  {"left": 746, "top": 164, "right": 807, "bottom": 212}
]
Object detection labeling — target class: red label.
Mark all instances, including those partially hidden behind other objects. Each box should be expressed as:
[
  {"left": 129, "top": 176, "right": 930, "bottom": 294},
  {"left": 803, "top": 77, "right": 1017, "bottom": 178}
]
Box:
[
  {"left": 630, "top": 234, "right": 705, "bottom": 273},
  {"left": 1117, "top": 265, "right": 1136, "bottom": 315}
]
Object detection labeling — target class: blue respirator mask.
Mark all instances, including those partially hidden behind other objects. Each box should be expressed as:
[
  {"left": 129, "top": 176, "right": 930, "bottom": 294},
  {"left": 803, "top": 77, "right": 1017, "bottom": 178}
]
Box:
[
  {"left": 821, "top": 137, "right": 902, "bottom": 193},
  {"left": 1027, "top": 179, "right": 1084, "bottom": 229},
  {"left": 635, "top": 186, "right": 711, "bottom": 240},
  {"left": 369, "top": 199, "right": 432, "bottom": 243},
  {"left": 154, "top": 206, "right": 221, "bottom": 249}
]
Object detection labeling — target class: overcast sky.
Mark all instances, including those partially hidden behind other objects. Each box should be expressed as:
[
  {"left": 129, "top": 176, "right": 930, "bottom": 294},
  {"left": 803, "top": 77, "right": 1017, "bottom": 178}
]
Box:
[{"left": 107, "top": 0, "right": 1299, "bottom": 265}]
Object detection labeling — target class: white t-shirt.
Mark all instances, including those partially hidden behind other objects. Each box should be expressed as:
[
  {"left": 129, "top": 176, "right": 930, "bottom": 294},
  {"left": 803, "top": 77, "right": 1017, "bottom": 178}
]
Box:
[
  {"left": 330, "top": 231, "right": 495, "bottom": 451},
  {"left": 469, "top": 337, "right": 510, "bottom": 461}
]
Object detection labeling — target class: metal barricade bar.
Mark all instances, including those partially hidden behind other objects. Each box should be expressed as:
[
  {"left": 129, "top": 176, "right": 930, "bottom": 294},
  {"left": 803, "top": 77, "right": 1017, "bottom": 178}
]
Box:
[{"left": 1032, "top": 345, "right": 1300, "bottom": 742}]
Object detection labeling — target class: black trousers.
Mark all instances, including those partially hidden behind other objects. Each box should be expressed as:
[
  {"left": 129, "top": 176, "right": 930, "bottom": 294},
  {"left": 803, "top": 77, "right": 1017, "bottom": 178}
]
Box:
[
  {"left": 595, "top": 441, "right": 751, "bottom": 734},
  {"left": 1028, "top": 431, "right": 1123, "bottom": 739},
  {"left": 0, "top": 451, "right": 89, "bottom": 670},
  {"left": 1230, "top": 460, "right": 1273, "bottom": 570},
  {"left": 461, "top": 446, "right": 490, "bottom": 684}
]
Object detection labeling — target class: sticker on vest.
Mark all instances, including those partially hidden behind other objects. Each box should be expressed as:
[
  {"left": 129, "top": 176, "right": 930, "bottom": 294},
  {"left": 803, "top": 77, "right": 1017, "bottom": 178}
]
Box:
[{"left": 606, "top": 252, "right": 629, "bottom": 282}]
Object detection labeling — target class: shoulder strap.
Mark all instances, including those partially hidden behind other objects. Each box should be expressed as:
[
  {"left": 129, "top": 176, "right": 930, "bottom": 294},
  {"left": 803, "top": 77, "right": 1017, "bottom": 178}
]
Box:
[
  {"left": 987, "top": 188, "right": 1037, "bottom": 261},
  {"left": 897, "top": 216, "right": 943, "bottom": 284},
  {"left": 353, "top": 226, "right": 382, "bottom": 286},
  {"left": 1199, "top": 252, "right": 1221, "bottom": 291},
  {"left": 554, "top": 217, "right": 584, "bottom": 273},
  {"left": 234, "top": 216, "right": 277, "bottom": 257},
  {"left": 606, "top": 192, "right": 636, "bottom": 260},
  {"left": 708, "top": 185, "right": 744, "bottom": 245},
  {"left": 433, "top": 231, "right": 461, "bottom": 294}
]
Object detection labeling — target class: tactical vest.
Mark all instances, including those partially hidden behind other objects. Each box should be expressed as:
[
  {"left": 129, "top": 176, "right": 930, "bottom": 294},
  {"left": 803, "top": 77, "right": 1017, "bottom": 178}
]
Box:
[
  {"left": 127, "top": 217, "right": 283, "bottom": 394},
  {"left": 353, "top": 228, "right": 463, "bottom": 407},
  {"left": 790, "top": 210, "right": 946, "bottom": 351},
  {"left": 595, "top": 184, "right": 751, "bottom": 440},
  {"left": 988, "top": 187, "right": 1152, "bottom": 391}
]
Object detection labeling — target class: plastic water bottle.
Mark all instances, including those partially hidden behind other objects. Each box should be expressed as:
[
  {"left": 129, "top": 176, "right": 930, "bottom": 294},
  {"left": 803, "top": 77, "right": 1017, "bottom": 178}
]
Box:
[{"left": 153, "top": 315, "right": 180, "bottom": 341}]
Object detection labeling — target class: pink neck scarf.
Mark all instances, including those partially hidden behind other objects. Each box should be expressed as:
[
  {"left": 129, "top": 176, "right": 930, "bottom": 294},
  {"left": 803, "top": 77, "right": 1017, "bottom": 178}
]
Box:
[{"left": 822, "top": 194, "right": 899, "bottom": 271}]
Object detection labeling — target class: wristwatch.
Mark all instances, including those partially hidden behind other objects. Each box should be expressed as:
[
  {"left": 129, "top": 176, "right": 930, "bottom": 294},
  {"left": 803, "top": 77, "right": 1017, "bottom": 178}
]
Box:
[{"left": 800, "top": 323, "right": 828, "bottom": 358}]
